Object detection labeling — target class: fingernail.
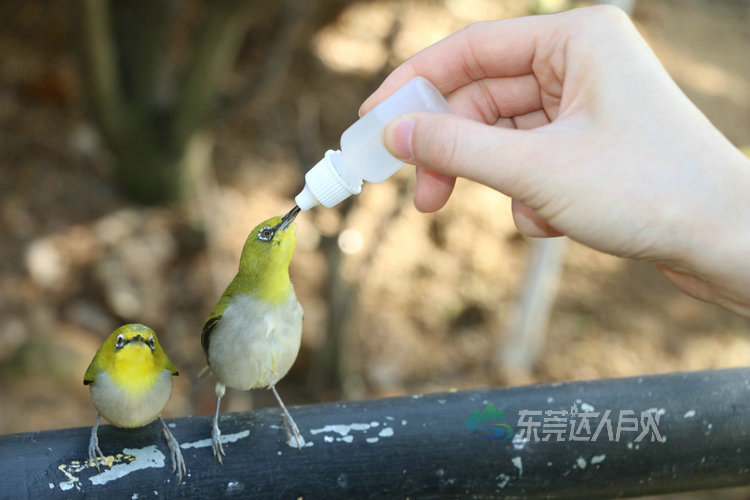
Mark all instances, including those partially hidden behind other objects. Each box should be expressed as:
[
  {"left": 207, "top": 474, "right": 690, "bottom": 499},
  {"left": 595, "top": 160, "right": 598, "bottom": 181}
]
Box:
[
  {"left": 383, "top": 118, "right": 415, "bottom": 161},
  {"left": 358, "top": 96, "right": 374, "bottom": 117}
]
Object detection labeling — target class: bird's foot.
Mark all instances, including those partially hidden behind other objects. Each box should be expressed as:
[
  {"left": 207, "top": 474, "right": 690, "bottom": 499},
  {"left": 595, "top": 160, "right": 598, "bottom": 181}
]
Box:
[
  {"left": 87, "top": 434, "right": 105, "bottom": 472},
  {"left": 159, "top": 416, "right": 186, "bottom": 484},
  {"left": 281, "top": 411, "right": 305, "bottom": 450},
  {"left": 211, "top": 389, "right": 226, "bottom": 465},
  {"left": 212, "top": 420, "right": 226, "bottom": 465},
  {"left": 88, "top": 415, "right": 106, "bottom": 472},
  {"left": 271, "top": 386, "right": 304, "bottom": 450}
]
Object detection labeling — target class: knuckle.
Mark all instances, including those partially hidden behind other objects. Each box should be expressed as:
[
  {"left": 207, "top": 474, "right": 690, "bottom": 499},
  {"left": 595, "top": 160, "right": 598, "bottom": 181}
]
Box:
[{"left": 585, "top": 4, "right": 633, "bottom": 28}]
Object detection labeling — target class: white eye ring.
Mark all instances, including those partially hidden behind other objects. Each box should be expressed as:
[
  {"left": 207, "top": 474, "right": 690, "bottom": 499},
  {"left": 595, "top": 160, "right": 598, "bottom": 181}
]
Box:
[
  {"left": 258, "top": 226, "right": 274, "bottom": 241},
  {"left": 115, "top": 334, "right": 125, "bottom": 349},
  {"left": 147, "top": 336, "right": 156, "bottom": 350}
]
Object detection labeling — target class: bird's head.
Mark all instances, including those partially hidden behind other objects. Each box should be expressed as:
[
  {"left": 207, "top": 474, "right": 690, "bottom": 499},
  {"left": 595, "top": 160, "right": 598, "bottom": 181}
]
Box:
[
  {"left": 108, "top": 323, "right": 160, "bottom": 354},
  {"left": 91, "top": 324, "right": 177, "bottom": 388},
  {"left": 107, "top": 323, "right": 173, "bottom": 371},
  {"left": 239, "top": 206, "right": 300, "bottom": 277}
]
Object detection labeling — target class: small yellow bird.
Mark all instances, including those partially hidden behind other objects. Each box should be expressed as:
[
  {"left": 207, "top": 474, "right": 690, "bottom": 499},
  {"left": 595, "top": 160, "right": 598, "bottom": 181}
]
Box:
[
  {"left": 202, "top": 205, "right": 304, "bottom": 464},
  {"left": 84, "top": 323, "right": 186, "bottom": 483}
]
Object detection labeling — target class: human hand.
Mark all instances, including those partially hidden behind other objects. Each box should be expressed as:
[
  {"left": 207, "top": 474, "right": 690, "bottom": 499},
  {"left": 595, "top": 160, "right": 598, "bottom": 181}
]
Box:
[{"left": 360, "top": 6, "right": 750, "bottom": 316}]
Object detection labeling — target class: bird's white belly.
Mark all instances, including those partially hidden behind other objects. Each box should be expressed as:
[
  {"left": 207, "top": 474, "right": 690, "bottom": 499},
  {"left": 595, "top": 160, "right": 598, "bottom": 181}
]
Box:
[
  {"left": 208, "top": 293, "right": 303, "bottom": 391},
  {"left": 89, "top": 370, "right": 173, "bottom": 428}
]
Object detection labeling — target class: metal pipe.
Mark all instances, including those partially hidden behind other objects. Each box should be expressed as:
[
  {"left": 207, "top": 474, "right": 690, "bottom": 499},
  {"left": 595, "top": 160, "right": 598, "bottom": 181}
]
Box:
[{"left": 2, "top": 367, "right": 749, "bottom": 498}]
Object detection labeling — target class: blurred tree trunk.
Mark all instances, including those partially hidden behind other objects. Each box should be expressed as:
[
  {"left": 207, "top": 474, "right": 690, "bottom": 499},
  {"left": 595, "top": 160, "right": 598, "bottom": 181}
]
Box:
[
  {"left": 76, "top": 0, "right": 380, "bottom": 400},
  {"left": 75, "top": 0, "right": 352, "bottom": 203},
  {"left": 75, "top": 0, "right": 250, "bottom": 203}
]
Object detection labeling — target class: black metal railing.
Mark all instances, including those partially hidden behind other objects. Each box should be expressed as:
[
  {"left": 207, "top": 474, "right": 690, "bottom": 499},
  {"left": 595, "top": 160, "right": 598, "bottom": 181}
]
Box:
[{"left": 2, "top": 367, "right": 749, "bottom": 498}]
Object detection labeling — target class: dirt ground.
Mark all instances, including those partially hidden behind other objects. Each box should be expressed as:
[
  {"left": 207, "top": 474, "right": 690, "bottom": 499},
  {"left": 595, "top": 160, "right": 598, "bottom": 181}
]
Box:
[{"left": 0, "top": 0, "right": 749, "bottom": 496}]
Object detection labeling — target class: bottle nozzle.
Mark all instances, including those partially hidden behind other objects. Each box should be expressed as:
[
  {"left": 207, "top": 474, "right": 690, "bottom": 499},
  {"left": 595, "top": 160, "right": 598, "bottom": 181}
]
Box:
[
  {"left": 295, "top": 150, "right": 362, "bottom": 210},
  {"left": 294, "top": 185, "right": 318, "bottom": 211}
]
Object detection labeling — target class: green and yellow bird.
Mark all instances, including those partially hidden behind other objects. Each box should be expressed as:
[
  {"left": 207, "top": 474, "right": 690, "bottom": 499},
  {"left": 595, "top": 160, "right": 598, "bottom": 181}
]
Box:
[
  {"left": 202, "top": 205, "right": 304, "bottom": 464},
  {"left": 84, "top": 323, "right": 186, "bottom": 483}
]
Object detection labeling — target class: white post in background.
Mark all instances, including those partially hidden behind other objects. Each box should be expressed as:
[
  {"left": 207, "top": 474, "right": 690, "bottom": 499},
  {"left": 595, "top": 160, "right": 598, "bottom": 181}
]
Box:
[
  {"left": 498, "top": 237, "right": 567, "bottom": 378},
  {"left": 499, "top": 0, "right": 635, "bottom": 379}
]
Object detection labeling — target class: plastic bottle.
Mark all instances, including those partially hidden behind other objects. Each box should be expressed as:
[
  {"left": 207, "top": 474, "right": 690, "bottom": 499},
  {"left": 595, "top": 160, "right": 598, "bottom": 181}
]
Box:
[{"left": 294, "top": 76, "right": 451, "bottom": 210}]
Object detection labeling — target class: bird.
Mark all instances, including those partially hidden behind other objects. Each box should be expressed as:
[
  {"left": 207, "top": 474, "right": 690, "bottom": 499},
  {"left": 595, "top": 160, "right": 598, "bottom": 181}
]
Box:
[
  {"left": 201, "top": 205, "right": 304, "bottom": 465},
  {"left": 84, "top": 323, "right": 186, "bottom": 483}
]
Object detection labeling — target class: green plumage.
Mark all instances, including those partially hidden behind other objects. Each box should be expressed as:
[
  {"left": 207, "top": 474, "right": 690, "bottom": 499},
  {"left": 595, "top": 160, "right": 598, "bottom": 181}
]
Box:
[
  {"left": 202, "top": 206, "right": 305, "bottom": 461},
  {"left": 200, "top": 212, "right": 297, "bottom": 360}
]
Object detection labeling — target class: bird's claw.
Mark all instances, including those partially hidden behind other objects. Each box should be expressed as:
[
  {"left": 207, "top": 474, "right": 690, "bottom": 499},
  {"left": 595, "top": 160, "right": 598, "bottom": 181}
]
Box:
[
  {"left": 167, "top": 436, "right": 186, "bottom": 483},
  {"left": 272, "top": 386, "right": 304, "bottom": 450},
  {"left": 212, "top": 423, "right": 226, "bottom": 466},
  {"left": 88, "top": 419, "right": 106, "bottom": 472},
  {"left": 281, "top": 411, "right": 304, "bottom": 450},
  {"left": 88, "top": 440, "right": 105, "bottom": 472},
  {"left": 159, "top": 417, "right": 187, "bottom": 484}
]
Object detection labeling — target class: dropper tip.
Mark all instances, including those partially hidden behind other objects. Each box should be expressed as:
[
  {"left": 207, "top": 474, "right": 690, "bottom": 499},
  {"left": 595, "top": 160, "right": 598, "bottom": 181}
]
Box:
[{"left": 294, "top": 185, "right": 320, "bottom": 211}]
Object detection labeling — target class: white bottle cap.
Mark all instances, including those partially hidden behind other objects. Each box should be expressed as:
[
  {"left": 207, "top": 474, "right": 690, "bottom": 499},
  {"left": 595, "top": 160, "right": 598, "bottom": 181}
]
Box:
[{"left": 295, "top": 150, "right": 362, "bottom": 210}]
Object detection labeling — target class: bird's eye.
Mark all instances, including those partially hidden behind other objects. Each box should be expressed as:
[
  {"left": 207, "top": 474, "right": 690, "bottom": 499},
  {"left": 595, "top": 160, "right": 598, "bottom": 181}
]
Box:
[
  {"left": 115, "top": 334, "right": 125, "bottom": 349},
  {"left": 147, "top": 336, "right": 156, "bottom": 351},
  {"left": 257, "top": 226, "right": 274, "bottom": 242}
]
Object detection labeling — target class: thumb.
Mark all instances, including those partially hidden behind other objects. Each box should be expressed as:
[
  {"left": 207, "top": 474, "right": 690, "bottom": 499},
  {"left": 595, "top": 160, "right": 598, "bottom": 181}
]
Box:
[{"left": 382, "top": 112, "right": 551, "bottom": 200}]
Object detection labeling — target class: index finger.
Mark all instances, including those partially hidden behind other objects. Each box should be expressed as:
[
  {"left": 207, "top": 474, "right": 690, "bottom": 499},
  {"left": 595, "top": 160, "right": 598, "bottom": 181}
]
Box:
[{"left": 359, "top": 15, "right": 549, "bottom": 115}]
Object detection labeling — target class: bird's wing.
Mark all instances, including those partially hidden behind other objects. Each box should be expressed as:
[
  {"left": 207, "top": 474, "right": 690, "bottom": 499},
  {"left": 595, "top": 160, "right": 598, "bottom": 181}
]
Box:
[
  {"left": 167, "top": 359, "right": 179, "bottom": 377},
  {"left": 202, "top": 286, "right": 235, "bottom": 360},
  {"left": 83, "top": 358, "right": 99, "bottom": 385},
  {"left": 201, "top": 315, "right": 222, "bottom": 360}
]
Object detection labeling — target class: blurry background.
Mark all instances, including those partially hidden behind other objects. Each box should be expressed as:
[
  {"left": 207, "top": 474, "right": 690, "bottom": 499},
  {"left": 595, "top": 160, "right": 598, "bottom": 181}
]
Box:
[{"left": 0, "top": 0, "right": 749, "bottom": 454}]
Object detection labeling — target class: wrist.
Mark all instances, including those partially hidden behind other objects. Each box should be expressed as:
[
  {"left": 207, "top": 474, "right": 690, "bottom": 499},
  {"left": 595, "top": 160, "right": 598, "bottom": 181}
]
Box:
[{"left": 681, "top": 148, "right": 750, "bottom": 315}]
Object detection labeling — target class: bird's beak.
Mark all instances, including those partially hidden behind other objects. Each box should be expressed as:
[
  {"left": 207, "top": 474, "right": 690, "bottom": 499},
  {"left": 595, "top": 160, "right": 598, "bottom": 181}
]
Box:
[{"left": 279, "top": 205, "right": 301, "bottom": 231}]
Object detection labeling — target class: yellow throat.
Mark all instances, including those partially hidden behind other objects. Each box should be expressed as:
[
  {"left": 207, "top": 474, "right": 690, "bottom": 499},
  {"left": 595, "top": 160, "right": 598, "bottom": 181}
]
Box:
[
  {"left": 110, "top": 341, "right": 162, "bottom": 397},
  {"left": 85, "top": 324, "right": 176, "bottom": 397},
  {"left": 232, "top": 210, "right": 299, "bottom": 305}
]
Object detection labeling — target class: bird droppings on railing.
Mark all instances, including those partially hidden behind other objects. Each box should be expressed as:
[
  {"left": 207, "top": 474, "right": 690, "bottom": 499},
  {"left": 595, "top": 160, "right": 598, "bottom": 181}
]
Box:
[
  {"left": 179, "top": 429, "right": 249, "bottom": 449},
  {"left": 579, "top": 401, "right": 596, "bottom": 412},
  {"left": 309, "top": 421, "right": 399, "bottom": 445},
  {"left": 226, "top": 480, "right": 245, "bottom": 494},
  {"left": 55, "top": 445, "right": 166, "bottom": 492},
  {"left": 512, "top": 433, "right": 529, "bottom": 451},
  {"left": 591, "top": 454, "right": 606, "bottom": 465},
  {"left": 89, "top": 446, "right": 166, "bottom": 486},
  {"left": 57, "top": 462, "right": 82, "bottom": 492},
  {"left": 511, "top": 456, "right": 523, "bottom": 477},
  {"left": 496, "top": 473, "right": 511, "bottom": 489}
]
